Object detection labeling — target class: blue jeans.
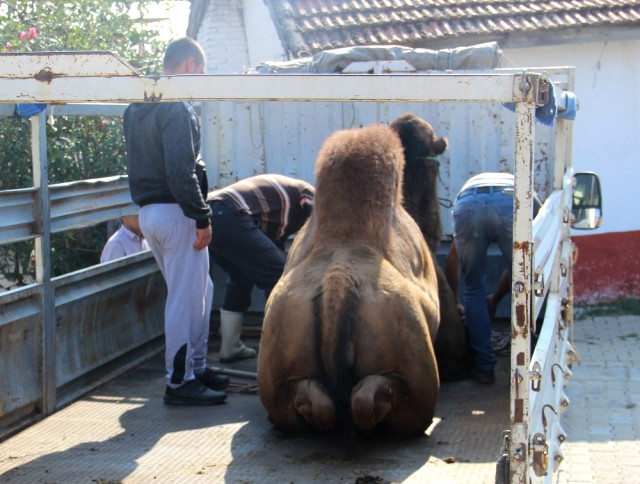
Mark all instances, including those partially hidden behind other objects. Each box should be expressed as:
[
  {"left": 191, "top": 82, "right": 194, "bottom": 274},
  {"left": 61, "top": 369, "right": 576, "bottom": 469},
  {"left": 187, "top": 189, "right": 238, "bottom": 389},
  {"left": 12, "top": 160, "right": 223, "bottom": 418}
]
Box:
[
  {"left": 453, "top": 189, "right": 513, "bottom": 371},
  {"left": 208, "top": 202, "right": 286, "bottom": 313}
]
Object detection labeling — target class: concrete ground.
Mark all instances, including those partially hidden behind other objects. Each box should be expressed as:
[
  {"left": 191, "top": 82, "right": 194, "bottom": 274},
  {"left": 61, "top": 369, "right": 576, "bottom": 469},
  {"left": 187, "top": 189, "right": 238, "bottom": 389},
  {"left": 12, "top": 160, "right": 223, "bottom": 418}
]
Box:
[
  {"left": 0, "top": 313, "right": 637, "bottom": 483},
  {"left": 555, "top": 313, "right": 640, "bottom": 484}
]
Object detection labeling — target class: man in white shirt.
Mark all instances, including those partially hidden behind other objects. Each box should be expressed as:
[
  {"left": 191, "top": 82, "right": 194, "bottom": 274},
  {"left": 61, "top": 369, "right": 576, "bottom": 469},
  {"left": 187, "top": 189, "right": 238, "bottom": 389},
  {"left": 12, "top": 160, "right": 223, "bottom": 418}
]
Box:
[{"left": 100, "top": 215, "right": 150, "bottom": 263}]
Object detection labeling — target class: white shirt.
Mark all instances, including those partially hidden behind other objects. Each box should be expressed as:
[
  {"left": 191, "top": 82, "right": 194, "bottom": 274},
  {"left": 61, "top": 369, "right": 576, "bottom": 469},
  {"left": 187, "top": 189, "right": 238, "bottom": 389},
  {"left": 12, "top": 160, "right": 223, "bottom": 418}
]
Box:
[
  {"left": 457, "top": 172, "right": 541, "bottom": 214},
  {"left": 100, "top": 225, "right": 150, "bottom": 263},
  {"left": 458, "top": 172, "right": 514, "bottom": 193}
]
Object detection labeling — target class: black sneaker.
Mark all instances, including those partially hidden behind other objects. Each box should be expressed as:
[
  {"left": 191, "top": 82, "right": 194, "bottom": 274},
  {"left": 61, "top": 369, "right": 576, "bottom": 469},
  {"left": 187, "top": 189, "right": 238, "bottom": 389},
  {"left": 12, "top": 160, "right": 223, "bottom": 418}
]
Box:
[
  {"left": 195, "top": 367, "right": 230, "bottom": 391},
  {"left": 164, "top": 379, "right": 227, "bottom": 406},
  {"left": 470, "top": 368, "right": 495, "bottom": 385}
]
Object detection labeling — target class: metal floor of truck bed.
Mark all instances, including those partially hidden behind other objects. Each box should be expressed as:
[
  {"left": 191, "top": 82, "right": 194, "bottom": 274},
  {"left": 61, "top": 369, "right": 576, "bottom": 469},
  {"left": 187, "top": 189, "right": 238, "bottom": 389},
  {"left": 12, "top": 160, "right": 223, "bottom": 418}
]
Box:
[
  {"left": 0, "top": 336, "right": 509, "bottom": 484},
  {"left": 1, "top": 314, "right": 638, "bottom": 484}
]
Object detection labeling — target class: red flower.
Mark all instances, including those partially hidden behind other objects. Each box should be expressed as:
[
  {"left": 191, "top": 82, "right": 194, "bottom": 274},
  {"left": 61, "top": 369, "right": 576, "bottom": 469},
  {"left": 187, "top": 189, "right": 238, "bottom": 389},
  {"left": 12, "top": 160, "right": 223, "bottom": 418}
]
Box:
[
  {"left": 20, "top": 31, "right": 27, "bottom": 40},
  {"left": 29, "top": 27, "right": 37, "bottom": 39}
]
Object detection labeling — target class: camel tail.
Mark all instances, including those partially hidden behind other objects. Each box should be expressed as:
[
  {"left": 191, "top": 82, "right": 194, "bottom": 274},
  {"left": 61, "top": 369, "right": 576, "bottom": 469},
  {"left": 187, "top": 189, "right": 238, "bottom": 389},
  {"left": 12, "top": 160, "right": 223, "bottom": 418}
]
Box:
[{"left": 311, "top": 261, "right": 360, "bottom": 448}]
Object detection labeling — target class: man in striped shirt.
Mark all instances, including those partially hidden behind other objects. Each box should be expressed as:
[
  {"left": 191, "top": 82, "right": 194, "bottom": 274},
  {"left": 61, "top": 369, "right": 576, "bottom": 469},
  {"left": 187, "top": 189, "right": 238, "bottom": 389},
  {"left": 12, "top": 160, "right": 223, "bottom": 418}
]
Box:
[{"left": 207, "top": 174, "right": 314, "bottom": 363}]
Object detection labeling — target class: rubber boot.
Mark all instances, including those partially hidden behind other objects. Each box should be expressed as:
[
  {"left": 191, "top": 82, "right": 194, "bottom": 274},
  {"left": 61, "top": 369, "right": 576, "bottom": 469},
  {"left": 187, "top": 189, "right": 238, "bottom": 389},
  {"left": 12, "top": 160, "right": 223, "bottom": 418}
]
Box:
[{"left": 219, "top": 309, "right": 257, "bottom": 363}]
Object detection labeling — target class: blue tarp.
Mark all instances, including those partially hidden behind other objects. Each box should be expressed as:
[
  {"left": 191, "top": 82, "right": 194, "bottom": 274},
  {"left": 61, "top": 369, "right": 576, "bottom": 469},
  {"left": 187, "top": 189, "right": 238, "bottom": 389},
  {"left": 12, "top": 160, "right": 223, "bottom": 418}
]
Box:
[{"left": 14, "top": 103, "right": 47, "bottom": 118}]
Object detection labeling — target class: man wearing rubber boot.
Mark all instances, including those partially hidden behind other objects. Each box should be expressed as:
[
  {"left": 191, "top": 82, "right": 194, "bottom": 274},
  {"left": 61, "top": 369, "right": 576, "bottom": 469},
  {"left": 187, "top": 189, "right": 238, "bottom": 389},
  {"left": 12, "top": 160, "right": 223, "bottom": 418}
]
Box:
[
  {"left": 207, "top": 174, "right": 314, "bottom": 363},
  {"left": 124, "top": 37, "right": 228, "bottom": 405}
]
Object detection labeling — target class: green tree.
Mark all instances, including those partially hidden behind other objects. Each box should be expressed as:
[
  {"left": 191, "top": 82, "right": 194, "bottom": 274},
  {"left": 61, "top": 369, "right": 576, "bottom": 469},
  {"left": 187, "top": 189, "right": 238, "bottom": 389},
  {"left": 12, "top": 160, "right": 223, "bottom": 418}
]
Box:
[{"left": 0, "top": 0, "right": 174, "bottom": 284}]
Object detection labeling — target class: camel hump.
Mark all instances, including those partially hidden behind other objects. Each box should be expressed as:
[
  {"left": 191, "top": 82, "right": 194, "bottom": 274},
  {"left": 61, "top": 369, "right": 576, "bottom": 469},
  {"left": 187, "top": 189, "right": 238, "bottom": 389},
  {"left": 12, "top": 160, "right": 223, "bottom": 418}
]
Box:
[{"left": 312, "top": 124, "right": 405, "bottom": 240}]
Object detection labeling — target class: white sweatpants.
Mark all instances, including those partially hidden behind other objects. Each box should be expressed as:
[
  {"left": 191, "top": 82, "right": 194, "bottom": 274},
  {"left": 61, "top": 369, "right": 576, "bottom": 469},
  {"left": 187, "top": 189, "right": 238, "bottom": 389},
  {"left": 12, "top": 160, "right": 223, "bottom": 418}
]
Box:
[{"left": 139, "top": 204, "right": 214, "bottom": 386}]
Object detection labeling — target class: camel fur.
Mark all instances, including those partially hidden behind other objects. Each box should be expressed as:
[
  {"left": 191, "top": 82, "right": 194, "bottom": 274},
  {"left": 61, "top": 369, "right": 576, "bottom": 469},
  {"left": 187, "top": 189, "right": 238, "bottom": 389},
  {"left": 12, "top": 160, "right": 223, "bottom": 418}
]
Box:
[
  {"left": 390, "top": 113, "right": 473, "bottom": 381},
  {"left": 257, "top": 124, "right": 440, "bottom": 437}
]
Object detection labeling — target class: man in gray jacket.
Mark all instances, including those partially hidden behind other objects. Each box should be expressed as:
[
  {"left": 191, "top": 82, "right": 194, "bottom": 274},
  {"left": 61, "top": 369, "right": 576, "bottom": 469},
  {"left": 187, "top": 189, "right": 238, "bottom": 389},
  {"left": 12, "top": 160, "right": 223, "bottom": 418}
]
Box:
[{"left": 124, "top": 37, "right": 228, "bottom": 405}]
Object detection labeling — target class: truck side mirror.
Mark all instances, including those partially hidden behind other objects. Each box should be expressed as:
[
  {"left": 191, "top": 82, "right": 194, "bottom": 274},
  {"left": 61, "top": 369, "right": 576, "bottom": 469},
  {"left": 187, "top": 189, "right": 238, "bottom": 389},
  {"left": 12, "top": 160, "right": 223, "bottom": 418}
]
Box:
[{"left": 571, "top": 172, "right": 602, "bottom": 230}]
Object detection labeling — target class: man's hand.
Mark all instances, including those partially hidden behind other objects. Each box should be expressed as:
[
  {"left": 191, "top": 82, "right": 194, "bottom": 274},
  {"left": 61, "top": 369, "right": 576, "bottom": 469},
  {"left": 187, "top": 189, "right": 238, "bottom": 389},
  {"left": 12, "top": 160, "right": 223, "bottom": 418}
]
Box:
[{"left": 194, "top": 225, "right": 212, "bottom": 250}]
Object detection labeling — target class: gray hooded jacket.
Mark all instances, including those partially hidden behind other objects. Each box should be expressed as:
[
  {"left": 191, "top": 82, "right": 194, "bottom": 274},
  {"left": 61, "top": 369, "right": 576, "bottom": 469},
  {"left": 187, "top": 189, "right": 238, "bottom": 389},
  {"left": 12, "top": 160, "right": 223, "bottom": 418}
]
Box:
[{"left": 124, "top": 102, "right": 211, "bottom": 228}]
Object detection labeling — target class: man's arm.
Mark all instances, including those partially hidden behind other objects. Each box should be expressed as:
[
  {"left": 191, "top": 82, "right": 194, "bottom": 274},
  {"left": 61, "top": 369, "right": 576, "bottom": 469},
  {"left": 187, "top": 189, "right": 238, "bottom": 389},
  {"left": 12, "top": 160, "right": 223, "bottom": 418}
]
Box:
[
  {"left": 444, "top": 239, "right": 465, "bottom": 316},
  {"left": 445, "top": 239, "right": 459, "bottom": 297},
  {"left": 487, "top": 269, "right": 510, "bottom": 318},
  {"left": 162, "top": 103, "right": 212, "bottom": 231}
]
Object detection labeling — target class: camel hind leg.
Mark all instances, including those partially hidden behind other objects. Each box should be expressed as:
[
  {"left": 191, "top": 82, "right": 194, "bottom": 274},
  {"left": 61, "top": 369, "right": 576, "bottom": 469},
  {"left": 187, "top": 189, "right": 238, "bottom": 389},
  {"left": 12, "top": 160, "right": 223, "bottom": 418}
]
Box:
[
  {"left": 350, "top": 375, "right": 402, "bottom": 431},
  {"left": 351, "top": 374, "right": 434, "bottom": 437},
  {"left": 264, "top": 378, "right": 336, "bottom": 433},
  {"left": 292, "top": 378, "right": 336, "bottom": 432}
]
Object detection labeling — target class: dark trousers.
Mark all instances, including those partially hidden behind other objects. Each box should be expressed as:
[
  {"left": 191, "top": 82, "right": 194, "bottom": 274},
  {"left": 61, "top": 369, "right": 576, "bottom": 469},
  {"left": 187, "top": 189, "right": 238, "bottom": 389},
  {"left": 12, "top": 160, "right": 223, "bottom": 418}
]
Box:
[{"left": 208, "top": 202, "right": 285, "bottom": 312}]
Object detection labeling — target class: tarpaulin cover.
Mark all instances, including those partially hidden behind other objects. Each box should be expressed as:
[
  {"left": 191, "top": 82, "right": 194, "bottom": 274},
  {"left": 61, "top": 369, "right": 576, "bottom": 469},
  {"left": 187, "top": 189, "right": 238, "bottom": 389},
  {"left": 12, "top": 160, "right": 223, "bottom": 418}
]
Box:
[{"left": 255, "top": 42, "right": 502, "bottom": 73}]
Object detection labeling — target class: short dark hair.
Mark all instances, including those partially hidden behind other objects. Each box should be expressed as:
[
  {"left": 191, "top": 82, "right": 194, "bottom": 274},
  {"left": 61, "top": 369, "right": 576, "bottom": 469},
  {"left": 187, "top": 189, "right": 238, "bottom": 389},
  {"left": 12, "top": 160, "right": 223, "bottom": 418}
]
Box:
[{"left": 163, "top": 37, "right": 205, "bottom": 71}]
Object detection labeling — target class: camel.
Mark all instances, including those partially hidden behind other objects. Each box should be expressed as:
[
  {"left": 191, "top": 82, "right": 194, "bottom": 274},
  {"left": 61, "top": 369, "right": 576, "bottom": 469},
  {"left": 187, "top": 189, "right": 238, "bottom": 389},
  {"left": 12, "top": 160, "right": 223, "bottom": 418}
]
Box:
[
  {"left": 390, "top": 113, "right": 473, "bottom": 381},
  {"left": 257, "top": 124, "right": 441, "bottom": 438}
]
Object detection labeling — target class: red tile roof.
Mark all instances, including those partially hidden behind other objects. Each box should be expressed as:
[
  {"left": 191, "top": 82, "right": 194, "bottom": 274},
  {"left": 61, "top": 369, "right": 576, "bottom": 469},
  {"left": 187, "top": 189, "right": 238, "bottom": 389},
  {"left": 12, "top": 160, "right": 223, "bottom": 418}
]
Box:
[{"left": 264, "top": 0, "right": 640, "bottom": 58}]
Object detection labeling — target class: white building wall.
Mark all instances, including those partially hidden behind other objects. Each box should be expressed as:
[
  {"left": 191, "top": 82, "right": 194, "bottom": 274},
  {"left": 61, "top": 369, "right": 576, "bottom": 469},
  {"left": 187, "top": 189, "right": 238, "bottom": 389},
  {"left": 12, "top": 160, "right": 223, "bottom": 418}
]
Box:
[
  {"left": 197, "top": 0, "right": 249, "bottom": 74},
  {"left": 242, "top": 0, "right": 286, "bottom": 67},
  {"left": 197, "top": 0, "right": 285, "bottom": 73},
  {"left": 504, "top": 39, "right": 640, "bottom": 235}
]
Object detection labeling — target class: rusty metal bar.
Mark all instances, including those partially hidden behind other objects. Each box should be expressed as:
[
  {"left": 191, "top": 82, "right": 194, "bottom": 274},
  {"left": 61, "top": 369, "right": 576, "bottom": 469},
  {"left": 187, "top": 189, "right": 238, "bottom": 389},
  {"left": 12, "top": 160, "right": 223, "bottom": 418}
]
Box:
[
  {"left": 210, "top": 367, "right": 257, "bottom": 379},
  {"left": 0, "top": 51, "right": 139, "bottom": 78},
  {"left": 510, "top": 98, "right": 536, "bottom": 483},
  {"left": 0, "top": 71, "right": 526, "bottom": 105}
]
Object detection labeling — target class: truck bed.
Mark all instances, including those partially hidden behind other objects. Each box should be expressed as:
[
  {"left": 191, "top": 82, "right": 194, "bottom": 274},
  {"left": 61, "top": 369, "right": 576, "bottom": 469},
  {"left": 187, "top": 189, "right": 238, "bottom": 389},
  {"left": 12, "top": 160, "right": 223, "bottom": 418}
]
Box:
[
  {"left": 0, "top": 333, "right": 509, "bottom": 484},
  {"left": 2, "top": 314, "right": 638, "bottom": 483}
]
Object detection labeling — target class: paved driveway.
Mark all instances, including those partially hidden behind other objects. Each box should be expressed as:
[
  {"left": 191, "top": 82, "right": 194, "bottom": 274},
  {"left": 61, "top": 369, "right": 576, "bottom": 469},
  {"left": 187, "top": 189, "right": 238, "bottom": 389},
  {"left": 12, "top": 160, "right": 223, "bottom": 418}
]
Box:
[{"left": 556, "top": 314, "right": 640, "bottom": 484}]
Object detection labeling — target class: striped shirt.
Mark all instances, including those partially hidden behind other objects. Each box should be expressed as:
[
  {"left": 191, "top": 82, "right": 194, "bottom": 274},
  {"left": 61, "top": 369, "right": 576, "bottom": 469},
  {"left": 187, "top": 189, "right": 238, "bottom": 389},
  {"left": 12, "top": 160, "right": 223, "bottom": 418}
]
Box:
[{"left": 208, "top": 174, "right": 314, "bottom": 245}]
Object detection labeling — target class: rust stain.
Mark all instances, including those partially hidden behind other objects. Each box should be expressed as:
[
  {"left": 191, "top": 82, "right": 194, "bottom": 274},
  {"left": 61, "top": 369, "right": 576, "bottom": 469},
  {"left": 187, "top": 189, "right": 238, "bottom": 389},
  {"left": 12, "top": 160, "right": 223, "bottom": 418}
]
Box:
[
  {"left": 516, "top": 352, "right": 525, "bottom": 366},
  {"left": 514, "top": 398, "right": 523, "bottom": 423},
  {"left": 143, "top": 91, "right": 163, "bottom": 102},
  {"left": 515, "top": 303, "right": 526, "bottom": 328},
  {"left": 35, "top": 68, "right": 56, "bottom": 83}
]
